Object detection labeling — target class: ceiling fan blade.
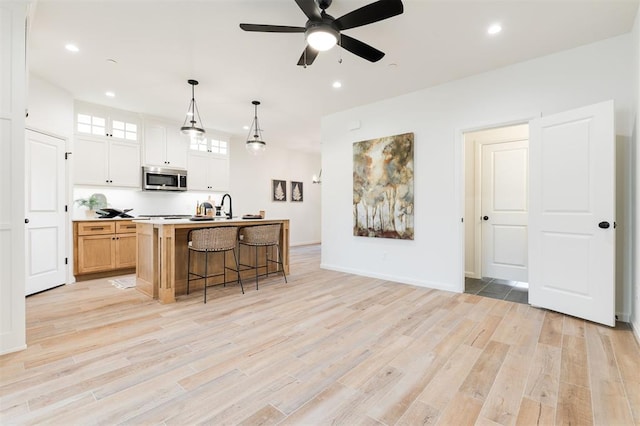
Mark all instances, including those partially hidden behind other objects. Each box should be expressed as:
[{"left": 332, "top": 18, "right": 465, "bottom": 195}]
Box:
[
  {"left": 339, "top": 34, "right": 385, "bottom": 62},
  {"left": 334, "top": 0, "right": 404, "bottom": 31},
  {"left": 295, "top": 0, "right": 322, "bottom": 21},
  {"left": 240, "top": 23, "right": 305, "bottom": 33},
  {"left": 297, "top": 45, "right": 320, "bottom": 66}
]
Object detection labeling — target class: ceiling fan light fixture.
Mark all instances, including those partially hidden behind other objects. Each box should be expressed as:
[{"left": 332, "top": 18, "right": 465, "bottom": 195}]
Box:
[
  {"left": 180, "top": 79, "right": 206, "bottom": 137},
  {"left": 246, "top": 100, "right": 267, "bottom": 155},
  {"left": 240, "top": 0, "right": 404, "bottom": 66},
  {"left": 306, "top": 25, "right": 338, "bottom": 51}
]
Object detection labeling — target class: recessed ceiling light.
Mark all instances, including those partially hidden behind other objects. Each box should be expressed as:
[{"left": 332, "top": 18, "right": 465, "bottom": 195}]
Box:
[
  {"left": 332, "top": 81, "right": 342, "bottom": 89},
  {"left": 105, "top": 91, "right": 115, "bottom": 98},
  {"left": 65, "top": 43, "right": 79, "bottom": 53},
  {"left": 487, "top": 24, "right": 502, "bottom": 35},
  {"left": 106, "top": 58, "right": 118, "bottom": 64}
]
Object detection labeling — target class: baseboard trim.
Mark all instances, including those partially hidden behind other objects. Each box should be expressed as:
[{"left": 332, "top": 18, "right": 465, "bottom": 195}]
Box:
[
  {"left": 291, "top": 240, "right": 321, "bottom": 247},
  {"left": 1, "top": 344, "right": 27, "bottom": 356},
  {"left": 320, "top": 263, "right": 459, "bottom": 293},
  {"left": 630, "top": 320, "right": 640, "bottom": 346}
]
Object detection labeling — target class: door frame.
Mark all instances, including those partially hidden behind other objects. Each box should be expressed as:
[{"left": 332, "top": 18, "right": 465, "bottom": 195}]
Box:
[
  {"left": 25, "top": 127, "right": 73, "bottom": 287},
  {"left": 471, "top": 127, "right": 529, "bottom": 281},
  {"left": 455, "top": 116, "right": 537, "bottom": 293}
]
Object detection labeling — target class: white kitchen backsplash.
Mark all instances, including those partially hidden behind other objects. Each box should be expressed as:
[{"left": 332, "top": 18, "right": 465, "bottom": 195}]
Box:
[{"left": 72, "top": 187, "right": 226, "bottom": 219}]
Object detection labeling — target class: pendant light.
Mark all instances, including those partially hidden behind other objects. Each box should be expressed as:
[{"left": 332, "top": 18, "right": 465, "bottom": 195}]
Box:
[
  {"left": 246, "top": 100, "right": 266, "bottom": 155},
  {"left": 180, "top": 79, "right": 205, "bottom": 137}
]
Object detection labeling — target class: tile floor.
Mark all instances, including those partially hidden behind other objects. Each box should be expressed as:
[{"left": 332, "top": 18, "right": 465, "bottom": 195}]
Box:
[{"left": 464, "top": 276, "right": 529, "bottom": 304}]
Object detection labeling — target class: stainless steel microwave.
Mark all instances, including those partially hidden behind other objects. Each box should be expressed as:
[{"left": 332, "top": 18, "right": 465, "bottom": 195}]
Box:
[{"left": 142, "top": 166, "right": 188, "bottom": 191}]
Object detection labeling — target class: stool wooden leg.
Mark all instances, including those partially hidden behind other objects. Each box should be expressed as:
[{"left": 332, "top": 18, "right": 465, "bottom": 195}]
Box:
[
  {"left": 277, "top": 244, "right": 287, "bottom": 283},
  {"left": 187, "top": 249, "right": 190, "bottom": 295},
  {"left": 223, "top": 251, "right": 226, "bottom": 288},
  {"left": 254, "top": 245, "right": 259, "bottom": 290},
  {"left": 204, "top": 251, "right": 208, "bottom": 304},
  {"left": 232, "top": 248, "right": 244, "bottom": 294}
]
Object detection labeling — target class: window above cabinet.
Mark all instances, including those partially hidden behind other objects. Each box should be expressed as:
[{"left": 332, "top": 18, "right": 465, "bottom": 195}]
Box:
[
  {"left": 112, "top": 120, "right": 138, "bottom": 141},
  {"left": 189, "top": 136, "right": 228, "bottom": 156},
  {"left": 77, "top": 113, "right": 106, "bottom": 136},
  {"left": 75, "top": 101, "right": 140, "bottom": 142}
]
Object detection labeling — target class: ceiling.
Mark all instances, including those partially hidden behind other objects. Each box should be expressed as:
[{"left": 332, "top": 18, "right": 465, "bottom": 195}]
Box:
[{"left": 28, "top": 0, "right": 638, "bottom": 153}]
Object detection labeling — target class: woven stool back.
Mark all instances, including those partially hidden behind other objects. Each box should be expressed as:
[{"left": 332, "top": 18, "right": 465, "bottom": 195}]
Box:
[
  {"left": 241, "top": 224, "right": 281, "bottom": 246},
  {"left": 190, "top": 227, "right": 238, "bottom": 251}
]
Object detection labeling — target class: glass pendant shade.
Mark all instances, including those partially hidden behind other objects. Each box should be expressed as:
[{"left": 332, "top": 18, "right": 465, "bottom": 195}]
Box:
[
  {"left": 180, "top": 79, "right": 205, "bottom": 136},
  {"left": 246, "top": 100, "right": 266, "bottom": 155}
]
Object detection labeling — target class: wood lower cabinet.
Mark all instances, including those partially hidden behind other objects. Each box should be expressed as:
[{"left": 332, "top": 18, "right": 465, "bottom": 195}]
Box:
[{"left": 74, "top": 220, "right": 137, "bottom": 280}]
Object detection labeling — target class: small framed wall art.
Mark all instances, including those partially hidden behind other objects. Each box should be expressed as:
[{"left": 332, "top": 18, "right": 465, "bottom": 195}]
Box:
[
  {"left": 272, "top": 179, "right": 287, "bottom": 202},
  {"left": 291, "top": 181, "right": 303, "bottom": 202}
]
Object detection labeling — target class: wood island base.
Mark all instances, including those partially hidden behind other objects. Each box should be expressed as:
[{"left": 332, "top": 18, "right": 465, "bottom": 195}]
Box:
[{"left": 135, "top": 218, "right": 289, "bottom": 303}]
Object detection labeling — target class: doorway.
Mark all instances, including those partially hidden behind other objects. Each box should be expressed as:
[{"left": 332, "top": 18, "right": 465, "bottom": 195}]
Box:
[{"left": 463, "top": 124, "right": 529, "bottom": 303}]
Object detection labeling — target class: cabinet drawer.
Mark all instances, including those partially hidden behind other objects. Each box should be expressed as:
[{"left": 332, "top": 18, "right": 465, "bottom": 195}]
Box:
[
  {"left": 116, "top": 221, "right": 137, "bottom": 234},
  {"left": 77, "top": 221, "right": 116, "bottom": 236}
]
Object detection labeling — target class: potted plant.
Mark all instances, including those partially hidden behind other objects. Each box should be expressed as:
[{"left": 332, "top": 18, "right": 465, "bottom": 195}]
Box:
[{"left": 75, "top": 194, "right": 105, "bottom": 217}]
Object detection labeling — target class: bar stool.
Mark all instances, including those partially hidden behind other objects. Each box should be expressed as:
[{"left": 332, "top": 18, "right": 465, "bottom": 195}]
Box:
[
  {"left": 187, "top": 226, "right": 244, "bottom": 303},
  {"left": 238, "top": 224, "right": 287, "bottom": 289}
]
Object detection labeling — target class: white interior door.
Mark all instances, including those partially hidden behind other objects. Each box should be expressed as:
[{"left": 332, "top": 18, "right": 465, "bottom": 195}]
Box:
[
  {"left": 25, "top": 130, "right": 67, "bottom": 295},
  {"left": 529, "top": 100, "right": 615, "bottom": 326},
  {"left": 481, "top": 140, "right": 529, "bottom": 282}
]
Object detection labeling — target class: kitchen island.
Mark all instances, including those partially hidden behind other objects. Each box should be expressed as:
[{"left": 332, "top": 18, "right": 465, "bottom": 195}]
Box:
[{"left": 134, "top": 217, "right": 289, "bottom": 303}]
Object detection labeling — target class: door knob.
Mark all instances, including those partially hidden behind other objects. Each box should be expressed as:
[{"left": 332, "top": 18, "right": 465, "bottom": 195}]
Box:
[
  {"left": 482, "top": 216, "right": 489, "bottom": 221},
  {"left": 25, "top": 218, "right": 29, "bottom": 224},
  {"left": 598, "top": 221, "right": 610, "bottom": 229}
]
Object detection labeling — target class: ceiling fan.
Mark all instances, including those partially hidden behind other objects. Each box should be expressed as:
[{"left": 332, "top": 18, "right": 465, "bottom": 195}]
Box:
[{"left": 239, "top": 0, "right": 404, "bottom": 66}]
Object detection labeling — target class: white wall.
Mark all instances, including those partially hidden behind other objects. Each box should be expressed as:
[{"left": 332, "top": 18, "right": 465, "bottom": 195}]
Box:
[
  {"left": 26, "top": 74, "right": 74, "bottom": 138},
  {"left": 631, "top": 6, "right": 640, "bottom": 340},
  {"left": 229, "top": 137, "right": 321, "bottom": 246},
  {"left": 321, "top": 34, "right": 635, "bottom": 320}
]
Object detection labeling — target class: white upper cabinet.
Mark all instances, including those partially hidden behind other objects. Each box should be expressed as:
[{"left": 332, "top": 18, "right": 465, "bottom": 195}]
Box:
[
  {"left": 142, "top": 119, "right": 188, "bottom": 169},
  {"left": 74, "top": 135, "right": 140, "bottom": 187},
  {"left": 187, "top": 135, "right": 230, "bottom": 191},
  {"left": 74, "top": 101, "right": 141, "bottom": 188},
  {"left": 188, "top": 152, "right": 230, "bottom": 192}
]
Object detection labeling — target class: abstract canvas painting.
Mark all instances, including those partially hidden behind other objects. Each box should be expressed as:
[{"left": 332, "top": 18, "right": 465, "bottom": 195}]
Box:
[{"left": 353, "top": 132, "right": 414, "bottom": 239}]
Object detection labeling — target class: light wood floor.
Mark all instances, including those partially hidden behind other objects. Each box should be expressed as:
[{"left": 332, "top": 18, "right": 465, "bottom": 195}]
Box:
[{"left": 1, "top": 245, "right": 639, "bottom": 425}]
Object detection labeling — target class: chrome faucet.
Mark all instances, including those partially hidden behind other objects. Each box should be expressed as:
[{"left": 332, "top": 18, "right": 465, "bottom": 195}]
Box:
[{"left": 221, "top": 193, "right": 232, "bottom": 219}]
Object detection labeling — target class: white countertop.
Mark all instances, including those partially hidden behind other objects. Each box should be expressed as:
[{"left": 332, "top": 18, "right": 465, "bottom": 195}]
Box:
[
  {"left": 132, "top": 217, "right": 281, "bottom": 225},
  {"left": 72, "top": 217, "right": 137, "bottom": 222}
]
